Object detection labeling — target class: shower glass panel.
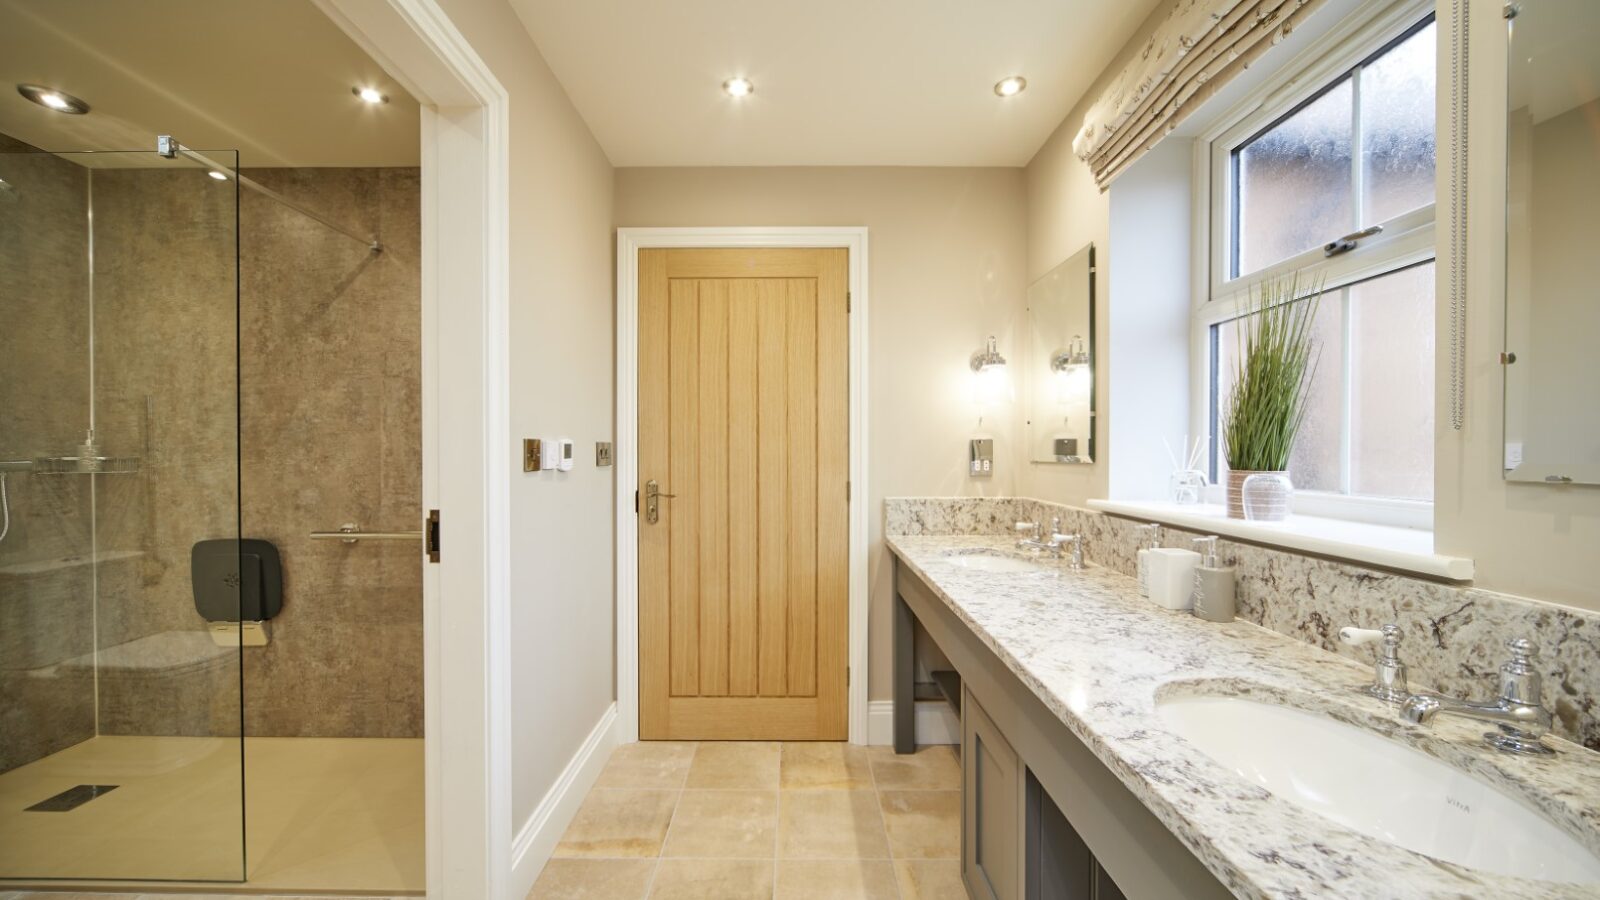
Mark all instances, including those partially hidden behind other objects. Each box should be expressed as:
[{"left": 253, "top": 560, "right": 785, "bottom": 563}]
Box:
[{"left": 0, "top": 147, "right": 244, "bottom": 882}]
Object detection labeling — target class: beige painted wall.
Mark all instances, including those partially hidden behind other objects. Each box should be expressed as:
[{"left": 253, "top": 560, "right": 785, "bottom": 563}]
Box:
[
  {"left": 1021, "top": 4, "right": 1168, "bottom": 509},
  {"left": 432, "top": 0, "right": 618, "bottom": 828},
  {"left": 1433, "top": 0, "right": 1600, "bottom": 609},
  {"left": 614, "top": 167, "right": 1028, "bottom": 700}
]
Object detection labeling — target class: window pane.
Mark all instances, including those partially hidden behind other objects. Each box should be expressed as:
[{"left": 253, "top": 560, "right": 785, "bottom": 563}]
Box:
[
  {"left": 1236, "top": 80, "right": 1354, "bottom": 276},
  {"left": 1349, "top": 263, "right": 1435, "bottom": 499},
  {"left": 1214, "top": 295, "right": 1343, "bottom": 492},
  {"left": 1362, "top": 22, "right": 1437, "bottom": 224}
]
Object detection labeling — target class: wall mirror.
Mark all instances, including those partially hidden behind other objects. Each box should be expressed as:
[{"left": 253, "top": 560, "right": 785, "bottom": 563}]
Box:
[
  {"left": 1503, "top": 0, "right": 1600, "bottom": 485},
  {"left": 1024, "top": 244, "right": 1095, "bottom": 464}
]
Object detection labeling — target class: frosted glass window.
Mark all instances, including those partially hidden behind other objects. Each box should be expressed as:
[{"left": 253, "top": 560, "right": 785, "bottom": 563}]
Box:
[
  {"left": 1361, "top": 22, "right": 1438, "bottom": 225},
  {"left": 1236, "top": 81, "right": 1354, "bottom": 277},
  {"left": 1229, "top": 18, "right": 1437, "bottom": 278},
  {"left": 1350, "top": 263, "right": 1435, "bottom": 499}
]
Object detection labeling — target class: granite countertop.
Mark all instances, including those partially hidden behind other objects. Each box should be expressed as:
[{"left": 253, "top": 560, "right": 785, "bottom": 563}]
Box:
[{"left": 888, "top": 534, "right": 1600, "bottom": 900}]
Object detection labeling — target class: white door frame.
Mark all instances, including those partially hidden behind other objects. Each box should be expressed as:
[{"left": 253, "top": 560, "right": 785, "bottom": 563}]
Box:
[
  {"left": 615, "top": 227, "right": 870, "bottom": 745},
  {"left": 316, "top": 2, "right": 511, "bottom": 897}
]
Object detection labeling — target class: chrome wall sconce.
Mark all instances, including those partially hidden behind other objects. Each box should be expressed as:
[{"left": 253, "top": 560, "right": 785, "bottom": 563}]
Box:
[
  {"left": 970, "top": 335, "right": 1007, "bottom": 374},
  {"left": 971, "top": 335, "right": 1010, "bottom": 409},
  {"left": 1050, "top": 335, "right": 1091, "bottom": 374}
]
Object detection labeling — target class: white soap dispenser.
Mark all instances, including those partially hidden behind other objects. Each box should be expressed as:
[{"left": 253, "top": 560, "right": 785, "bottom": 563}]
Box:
[{"left": 1134, "top": 524, "right": 1161, "bottom": 598}]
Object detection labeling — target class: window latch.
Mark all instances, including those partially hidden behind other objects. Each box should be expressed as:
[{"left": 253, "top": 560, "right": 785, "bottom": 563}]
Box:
[{"left": 1324, "top": 225, "right": 1383, "bottom": 257}]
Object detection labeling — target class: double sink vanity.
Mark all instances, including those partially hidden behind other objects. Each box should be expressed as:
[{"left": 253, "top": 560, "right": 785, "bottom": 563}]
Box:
[{"left": 887, "top": 526, "right": 1600, "bottom": 899}]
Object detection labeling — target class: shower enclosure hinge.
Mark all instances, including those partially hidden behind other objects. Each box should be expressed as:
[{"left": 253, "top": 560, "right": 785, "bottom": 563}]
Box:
[
  {"left": 846, "top": 481, "right": 851, "bottom": 501},
  {"left": 426, "top": 510, "right": 441, "bottom": 563},
  {"left": 847, "top": 291, "right": 852, "bottom": 313}
]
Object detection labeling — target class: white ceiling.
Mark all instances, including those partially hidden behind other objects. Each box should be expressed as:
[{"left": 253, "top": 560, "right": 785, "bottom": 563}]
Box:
[
  {"left": 510, "top": 0, "right": 1163, "bottom": 167},
  {"left": 0, "top": 0, "right": 419, "bottom": 167}
]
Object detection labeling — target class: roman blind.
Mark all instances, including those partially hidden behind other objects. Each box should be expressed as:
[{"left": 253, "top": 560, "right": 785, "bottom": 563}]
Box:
[{"left": 1073, "top": 0, "right": 1329, "bottom": 189}]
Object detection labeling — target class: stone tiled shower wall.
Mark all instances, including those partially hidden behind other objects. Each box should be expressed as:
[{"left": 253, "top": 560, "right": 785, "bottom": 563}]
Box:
[
  {"left": 235, "top": 168, "right": 423, "bottom": 737},
  {"left": 0, "top": 137, "right": 96, "bottom": 772},
  {"left": 885, "top": 496, "right": 1600, "bottom": 749},
  {"left": 74, "top": 166, "right": 423, "bottom": 740}
]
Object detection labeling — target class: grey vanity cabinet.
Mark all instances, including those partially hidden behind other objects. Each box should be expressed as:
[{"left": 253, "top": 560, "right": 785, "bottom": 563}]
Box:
[
  {"left": 965, "top": 683, "right": 1131, "bottom": 900},
  {"left": 896, "top": 558, "right": 1231, "bottom": 900},
  {"left": 963, "top": 687, "right": 1025, "bottom": 900},
  {"left": 1026, "top": 772, "right": 1127, "bottom": 900}
]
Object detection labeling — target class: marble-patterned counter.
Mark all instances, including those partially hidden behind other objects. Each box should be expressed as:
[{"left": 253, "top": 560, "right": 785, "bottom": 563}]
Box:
[{"left": 888, "top": 533, "right": 1600, "bottom": 899}]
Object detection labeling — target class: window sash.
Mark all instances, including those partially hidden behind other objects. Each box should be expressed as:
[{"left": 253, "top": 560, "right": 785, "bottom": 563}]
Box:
[{"left": 1207, "top": 5, "right": 1435, "bottom": 298}]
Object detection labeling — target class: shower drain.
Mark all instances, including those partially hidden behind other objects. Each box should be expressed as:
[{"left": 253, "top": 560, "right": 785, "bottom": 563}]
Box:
[{"left": 25, "top": 783, "right": 119, "bottom": 812}]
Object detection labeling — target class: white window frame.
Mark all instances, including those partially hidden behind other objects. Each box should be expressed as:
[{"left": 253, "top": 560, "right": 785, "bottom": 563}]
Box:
[{"left": 1188, "top": 0, "right": 1438, "bottom": 528}]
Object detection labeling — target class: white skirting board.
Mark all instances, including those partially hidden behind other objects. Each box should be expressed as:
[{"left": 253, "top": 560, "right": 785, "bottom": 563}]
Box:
[
  {"left": 510, "top": 703, "right": 619, "bottom": 898},
  {"left": 866, "top": 700, "right": 960, "bottom": 746}
]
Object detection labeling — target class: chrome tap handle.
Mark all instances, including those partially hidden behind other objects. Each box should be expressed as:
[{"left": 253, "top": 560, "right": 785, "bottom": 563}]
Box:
[
  {"left": 1052, "top": 533, "right": 1084, "bottom": 570},
  {"left": 1499, "top": 638, "right": 1543, "bottom": 706},
  {"left": 1339, "top": 623, "right": 1409, "bottom": 704}
]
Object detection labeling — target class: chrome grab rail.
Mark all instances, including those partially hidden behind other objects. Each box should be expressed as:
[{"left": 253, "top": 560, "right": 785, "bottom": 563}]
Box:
[{"left": 310, "top": 523, "right": 423, "bottom": 544}]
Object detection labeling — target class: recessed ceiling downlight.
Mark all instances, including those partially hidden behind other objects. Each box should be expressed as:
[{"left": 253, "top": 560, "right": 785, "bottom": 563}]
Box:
[
  {"left": 353, "top": 86, "right": 389, "bottom": 105},
  {"left": 18, "top": 84, "right": 90, "bottom": 114},
  {"left": 722, "top": 77, "right": 754, "bottom": 98},
  {"left": 994, "top": 76, "right": 1027, "bottom": 98}
]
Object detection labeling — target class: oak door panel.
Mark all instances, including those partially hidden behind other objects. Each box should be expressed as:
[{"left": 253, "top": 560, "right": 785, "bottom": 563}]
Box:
[{"left": 639, "top": 247, "right": 848, "bottom": 740}]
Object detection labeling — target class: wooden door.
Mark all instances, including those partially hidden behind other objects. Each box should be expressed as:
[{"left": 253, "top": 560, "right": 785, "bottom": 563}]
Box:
[{"left": 639, "top": 247, "right": 849, "bottom": 740}]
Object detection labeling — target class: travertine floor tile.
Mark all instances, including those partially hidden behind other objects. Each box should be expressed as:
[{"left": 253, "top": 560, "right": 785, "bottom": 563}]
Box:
[
  {"left": 776, "top": 790, "right": 890, "bottom": 859},
  {"left": 868, "top": 745, "right": 960, "bottom": 790},
  {"left": 661, "top": 790, "right": 778, "bottom": 858},
  {"left": 649, "top": 858, "right": 774, "bottom": 899},
  {"left": 597, "top": 742, "right": 697, "bottom": 790},
  {"left": 685, "top": 742, "right": 781, "bottom": 790},
  {"left": 774, "top": 859, "right": 899, "bottom": 899},
  {"left": 894, "top": 858, "right": 967, "bottom": 899},
  {"left": 527, "top": 857, "right": 655, "bottom": 899},
  {"left": 879, "top": 791, "right": 961, "bottom": 859},
  {"left": 554, "top": 789, "right": 679, "bottom": 858},
  {"left": 780, "top": 742, "right": 873, "bottom": 790}
]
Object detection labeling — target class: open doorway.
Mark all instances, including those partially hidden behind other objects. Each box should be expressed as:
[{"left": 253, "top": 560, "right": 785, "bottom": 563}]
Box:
[{"left": 0, "top": 0, "right": 425, "bottom": 891}]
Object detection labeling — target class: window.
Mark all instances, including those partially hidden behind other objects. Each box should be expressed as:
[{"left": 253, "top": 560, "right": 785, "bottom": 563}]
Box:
[{"left": 1200, "top": 10, "right": 1437, "bottom": 509}]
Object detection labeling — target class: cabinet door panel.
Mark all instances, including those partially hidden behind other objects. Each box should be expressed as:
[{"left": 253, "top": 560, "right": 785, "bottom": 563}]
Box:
[{"left": 964, "top": 687, "right": 1023, "bottom": 900}]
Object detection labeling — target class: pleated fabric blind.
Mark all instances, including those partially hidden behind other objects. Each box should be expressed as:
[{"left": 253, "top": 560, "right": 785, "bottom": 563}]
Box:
[{"left": 1072, "top": 0, "right": 1329, "bottom": 189}]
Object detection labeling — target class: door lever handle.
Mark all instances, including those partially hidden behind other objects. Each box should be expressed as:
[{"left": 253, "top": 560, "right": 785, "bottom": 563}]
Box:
[{"left": 644, "top": 479, "right": 676, "bottom": 524}]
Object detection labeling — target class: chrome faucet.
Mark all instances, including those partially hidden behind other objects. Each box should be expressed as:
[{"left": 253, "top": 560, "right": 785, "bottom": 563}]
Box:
[
  {"left": 1015, "top": 519, "right": 1083, "bottom": 569},
  {"left": 1400, "top": 638, "right": 1556, "bottom": 756}
]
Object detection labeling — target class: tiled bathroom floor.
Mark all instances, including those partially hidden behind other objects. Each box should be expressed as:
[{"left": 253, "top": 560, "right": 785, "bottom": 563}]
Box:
[{"left": 528, "top": 741, "right": 965, "bottom": 900}]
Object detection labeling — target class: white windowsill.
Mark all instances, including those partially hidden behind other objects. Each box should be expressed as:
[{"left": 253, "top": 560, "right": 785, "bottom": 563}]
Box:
[{"left": 1086, "top": 499, "right": 1474, "bottom": 581}]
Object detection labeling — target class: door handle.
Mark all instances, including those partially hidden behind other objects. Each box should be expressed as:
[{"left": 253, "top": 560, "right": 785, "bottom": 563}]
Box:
[{"left": 644, "top": 479, "right": 677, "bottom": 525}]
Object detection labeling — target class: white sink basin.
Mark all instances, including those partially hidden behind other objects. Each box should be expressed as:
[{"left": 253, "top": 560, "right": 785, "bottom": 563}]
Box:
[
  {"left": 935, "top": 551, "right": 1049, "bottom": 574},
  {"left": 1158, "top": 694, "right": 1600, "bottom": 884}
]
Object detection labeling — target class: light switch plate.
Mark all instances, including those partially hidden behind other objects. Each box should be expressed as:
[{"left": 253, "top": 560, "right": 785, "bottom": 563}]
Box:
[
  {"left": 596, "top": 442, "right": 613, "bottom": 467},
  {"left": 969, "top": 438, "right": 994, "bottom": 477},
  {"left": 523, "top": 438, "right": 542, "bottom": 472}
]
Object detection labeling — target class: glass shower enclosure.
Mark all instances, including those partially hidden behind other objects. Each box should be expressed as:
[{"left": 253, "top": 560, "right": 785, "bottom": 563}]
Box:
[{"left": 0, "top": 145, "right": 245, "bottom": 882}]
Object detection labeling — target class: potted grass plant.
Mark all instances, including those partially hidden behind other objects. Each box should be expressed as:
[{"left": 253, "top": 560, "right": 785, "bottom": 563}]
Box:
[{"left": 1221, "top": 272, "right": 1323, "bottom": 520}]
